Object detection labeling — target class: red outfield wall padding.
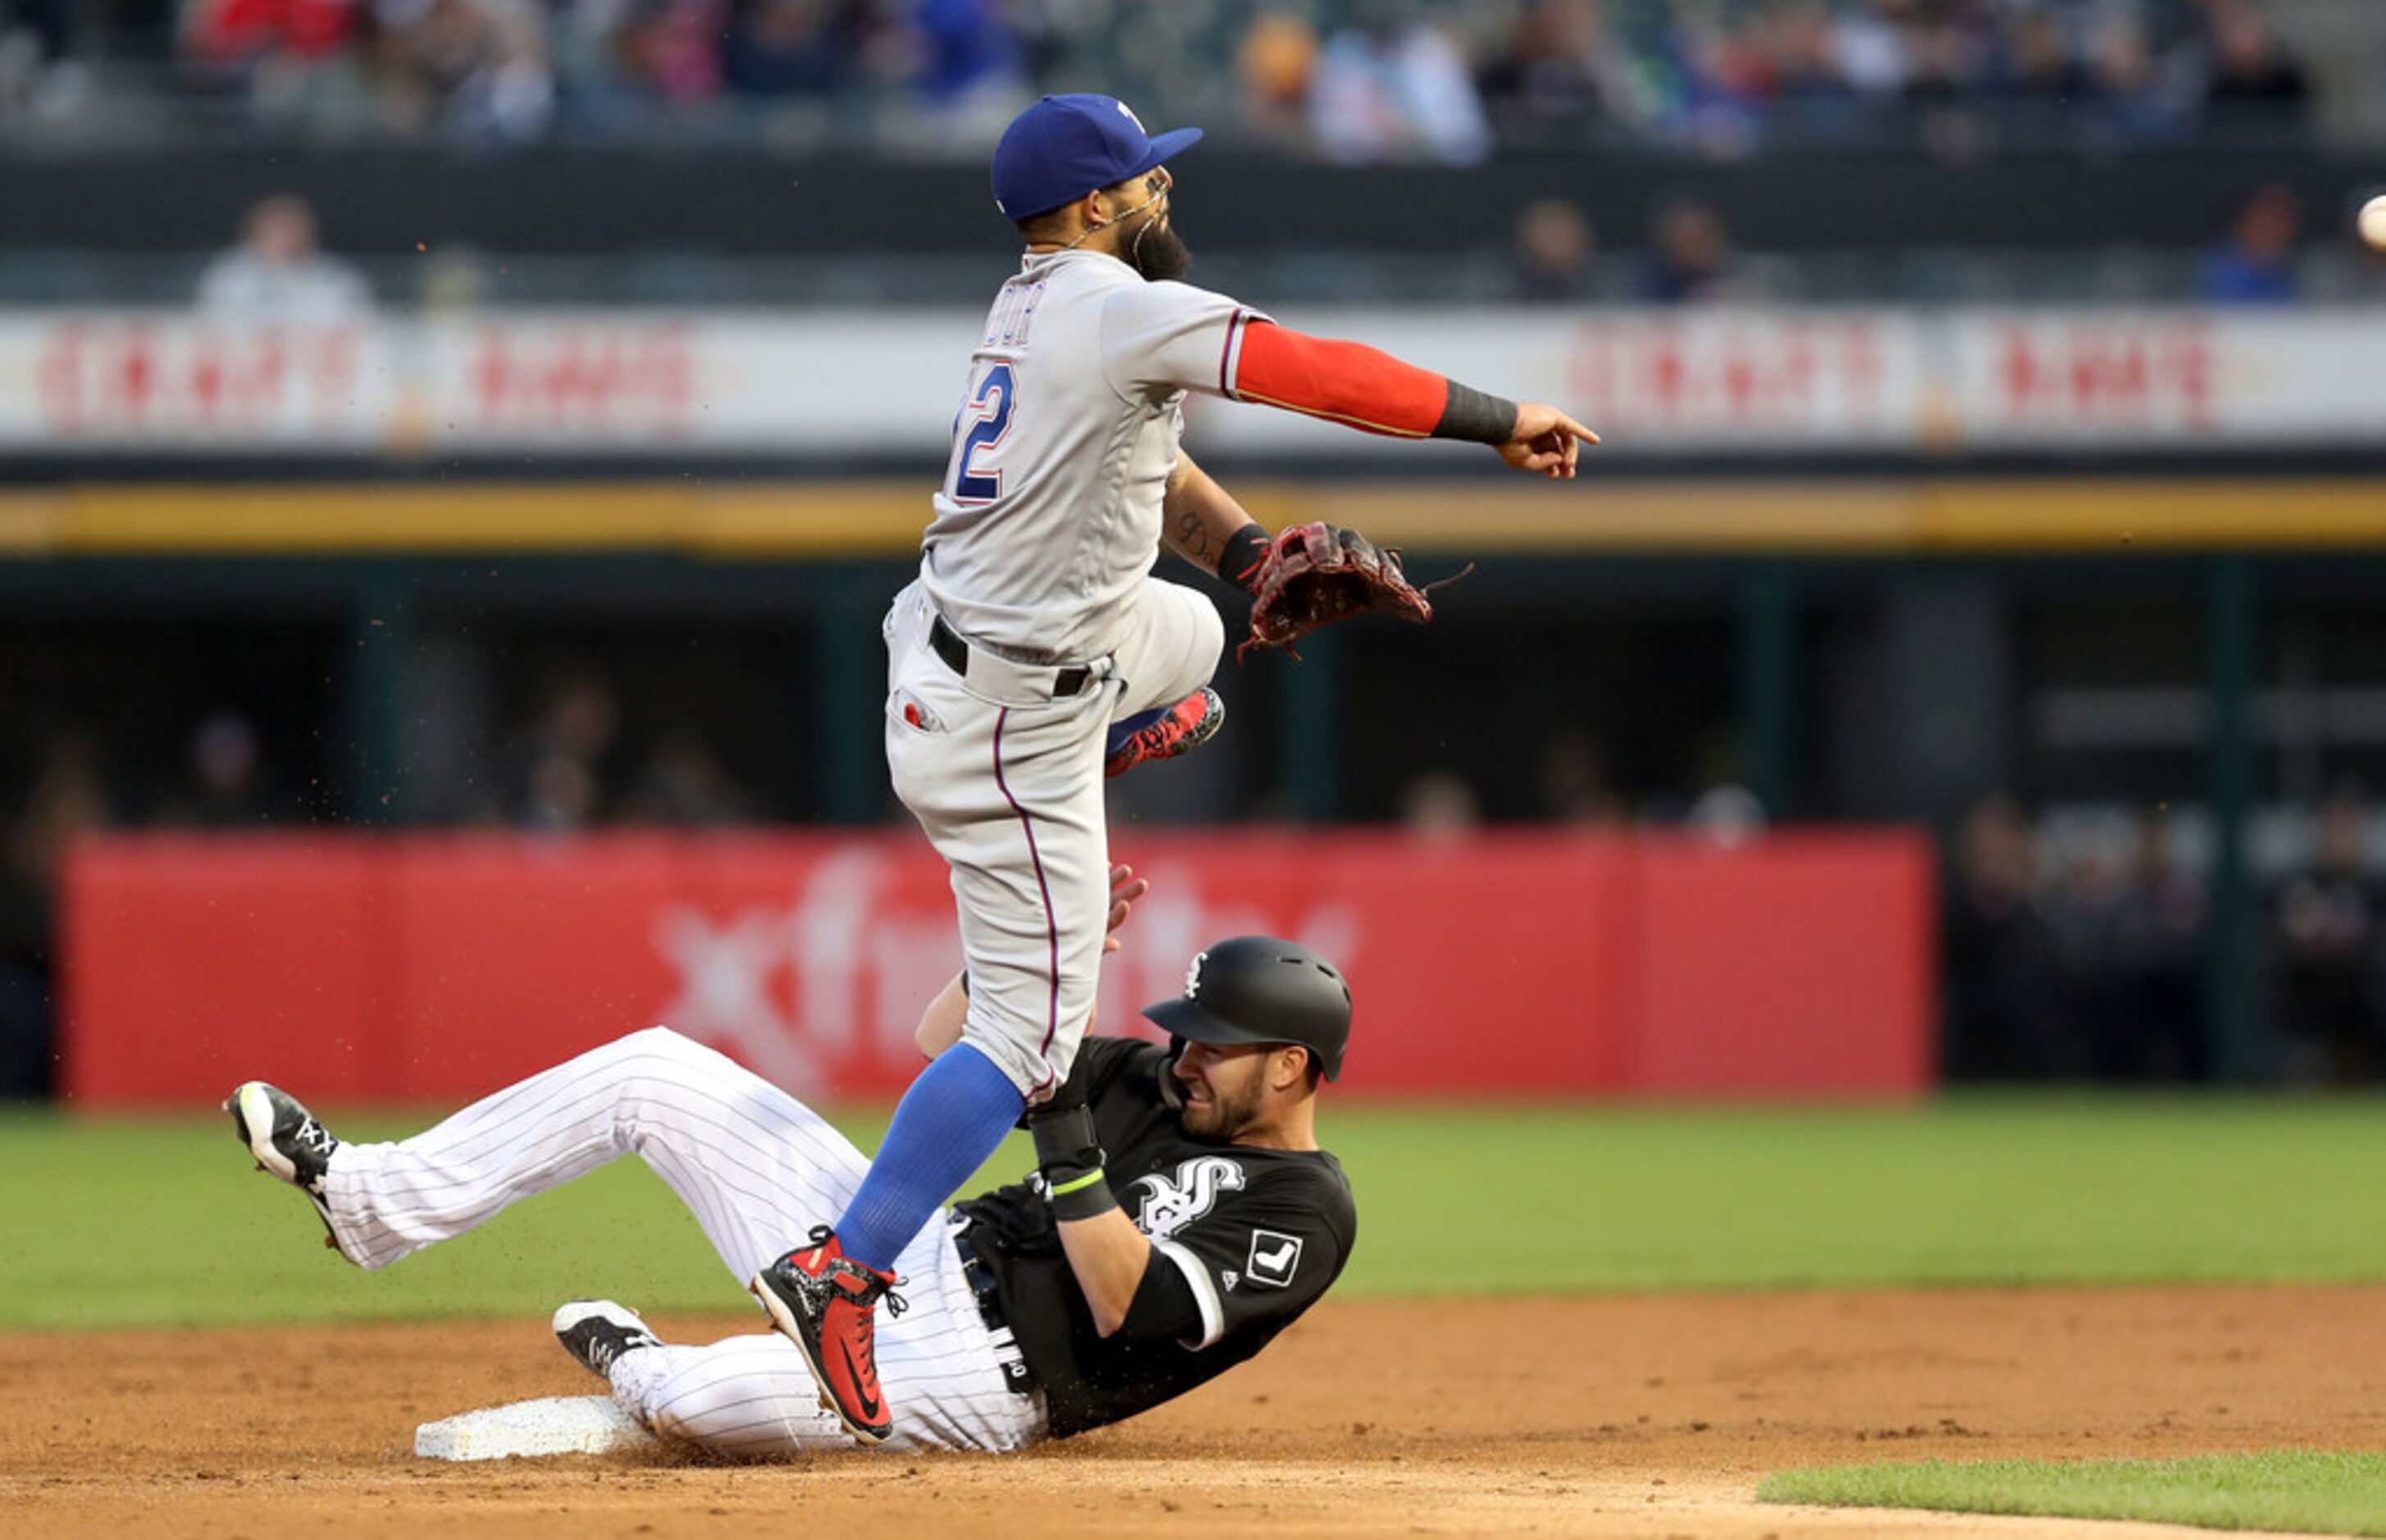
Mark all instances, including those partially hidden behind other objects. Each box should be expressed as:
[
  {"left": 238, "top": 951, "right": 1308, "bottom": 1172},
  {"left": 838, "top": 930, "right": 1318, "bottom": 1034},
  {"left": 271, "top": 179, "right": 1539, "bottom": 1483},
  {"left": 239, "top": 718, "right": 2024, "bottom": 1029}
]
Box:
[{"left": 60, "top": 828, "right": 1935, "bottom": 1105}]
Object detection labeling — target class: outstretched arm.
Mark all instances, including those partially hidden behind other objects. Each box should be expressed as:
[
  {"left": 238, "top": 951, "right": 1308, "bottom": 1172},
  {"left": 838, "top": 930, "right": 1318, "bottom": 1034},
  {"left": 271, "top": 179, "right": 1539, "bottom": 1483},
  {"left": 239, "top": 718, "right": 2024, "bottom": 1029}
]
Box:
[{"left": 1232, "top": 320, "right": 1597, "bottom": 480}]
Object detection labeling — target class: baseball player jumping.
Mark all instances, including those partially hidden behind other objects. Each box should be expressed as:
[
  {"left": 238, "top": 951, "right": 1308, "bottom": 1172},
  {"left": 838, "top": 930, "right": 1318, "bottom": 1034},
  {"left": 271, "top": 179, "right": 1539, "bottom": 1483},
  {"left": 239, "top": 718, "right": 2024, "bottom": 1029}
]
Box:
[
  {"left": 745, "top": 92, "right": 1596, "bottom": 1445},
  {"left": 226, "top": 873, "right": 1359, "bottom": 1457}
]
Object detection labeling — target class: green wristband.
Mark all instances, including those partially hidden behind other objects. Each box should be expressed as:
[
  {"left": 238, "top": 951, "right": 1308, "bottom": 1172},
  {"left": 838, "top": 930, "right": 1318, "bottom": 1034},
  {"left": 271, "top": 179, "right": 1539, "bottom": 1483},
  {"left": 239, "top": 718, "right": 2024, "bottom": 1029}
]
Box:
[{"left": 1049, "top": 1166, "right": 1120, "bottom": 1223}]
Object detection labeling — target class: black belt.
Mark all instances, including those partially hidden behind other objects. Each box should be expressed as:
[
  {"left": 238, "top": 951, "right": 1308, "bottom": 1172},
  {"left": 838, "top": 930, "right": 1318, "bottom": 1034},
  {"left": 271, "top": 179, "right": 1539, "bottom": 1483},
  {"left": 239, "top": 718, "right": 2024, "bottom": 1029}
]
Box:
[
  {"left": 955, "top": 1228, "right": 1038, "bottom": 1396},
  {"left": 930, "top": 614, "right": 1095, "bottom": 699}
]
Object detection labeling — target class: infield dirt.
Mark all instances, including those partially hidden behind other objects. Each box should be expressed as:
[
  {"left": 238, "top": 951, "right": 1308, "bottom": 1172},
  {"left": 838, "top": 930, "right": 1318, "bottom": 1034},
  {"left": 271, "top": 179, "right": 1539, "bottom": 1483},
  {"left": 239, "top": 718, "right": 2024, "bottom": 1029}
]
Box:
[{"left": 10, "top": 1286, "right": 2386, "bottom": 1538}]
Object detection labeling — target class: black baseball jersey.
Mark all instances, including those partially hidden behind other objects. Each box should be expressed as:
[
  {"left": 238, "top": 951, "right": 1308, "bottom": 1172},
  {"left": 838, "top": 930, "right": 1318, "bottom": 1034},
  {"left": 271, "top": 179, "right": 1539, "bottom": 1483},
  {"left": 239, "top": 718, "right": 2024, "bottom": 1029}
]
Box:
[{"left": 952, "top": 1034, "right": 1357, "bottom": 1437}]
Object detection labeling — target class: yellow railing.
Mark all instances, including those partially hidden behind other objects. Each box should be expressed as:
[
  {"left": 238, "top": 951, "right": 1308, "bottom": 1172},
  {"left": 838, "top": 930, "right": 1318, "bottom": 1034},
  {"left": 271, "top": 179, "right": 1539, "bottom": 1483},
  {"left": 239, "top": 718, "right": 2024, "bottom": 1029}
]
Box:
[{"left": 2, "top": 478, "right": 2380, "bottom": 557}]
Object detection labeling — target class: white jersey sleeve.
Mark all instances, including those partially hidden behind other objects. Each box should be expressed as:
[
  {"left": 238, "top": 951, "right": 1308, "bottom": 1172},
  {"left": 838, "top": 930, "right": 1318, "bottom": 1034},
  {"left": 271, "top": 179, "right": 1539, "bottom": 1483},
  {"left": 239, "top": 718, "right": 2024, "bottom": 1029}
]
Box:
[{"left": 1097, "top": 280, "right": 1270, "bottom": 403}]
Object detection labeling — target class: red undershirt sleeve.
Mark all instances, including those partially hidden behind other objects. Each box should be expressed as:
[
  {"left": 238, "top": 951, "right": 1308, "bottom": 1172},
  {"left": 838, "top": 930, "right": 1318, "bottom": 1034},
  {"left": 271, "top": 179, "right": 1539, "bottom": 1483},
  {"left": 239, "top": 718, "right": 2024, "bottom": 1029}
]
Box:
[{"left": 1226, "top": 319, "right": 1517, "bottom": 443}]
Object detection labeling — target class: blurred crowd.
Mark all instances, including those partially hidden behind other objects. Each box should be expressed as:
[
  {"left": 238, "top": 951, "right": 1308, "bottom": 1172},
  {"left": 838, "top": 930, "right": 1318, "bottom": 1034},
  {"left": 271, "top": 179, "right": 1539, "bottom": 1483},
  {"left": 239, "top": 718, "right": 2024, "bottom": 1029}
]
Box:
[
  {"left": 1943, "top": 795, "right": 2207, "bottom": 1082},
  {"left": 185, "top": 171, "right": 2347, "bottom": 317},
  {"left": 1471, "top": 0, "right": 2309, "bottom": 162},
  {"left": 1492, "top": 177, "right": 2339, "bottom": 305},
  {"left": 1944, "top": 786, "right": 2386, "bottom": 1085},
  {"left": 1, "top": 0, "right": 2319, "bottom": 156},
  {"left": 1385, "top": 725, "right": 1762, "bottom": 844}
]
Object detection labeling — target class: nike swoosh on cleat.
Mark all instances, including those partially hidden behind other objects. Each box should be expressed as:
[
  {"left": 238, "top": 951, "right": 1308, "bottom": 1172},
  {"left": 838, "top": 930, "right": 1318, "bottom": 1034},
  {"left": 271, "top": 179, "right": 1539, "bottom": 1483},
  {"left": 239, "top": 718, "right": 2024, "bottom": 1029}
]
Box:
[{"left": 839, "top": 1342, "right": 883, "bottom": 1423}]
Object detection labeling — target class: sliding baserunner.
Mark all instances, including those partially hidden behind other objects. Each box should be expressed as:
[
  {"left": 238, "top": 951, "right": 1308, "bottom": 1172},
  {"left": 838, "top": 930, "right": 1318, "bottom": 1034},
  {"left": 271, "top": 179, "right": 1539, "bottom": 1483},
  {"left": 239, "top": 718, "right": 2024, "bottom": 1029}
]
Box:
[{"left": 227, "top": 875, "right": 1358, "bottom": 1456}]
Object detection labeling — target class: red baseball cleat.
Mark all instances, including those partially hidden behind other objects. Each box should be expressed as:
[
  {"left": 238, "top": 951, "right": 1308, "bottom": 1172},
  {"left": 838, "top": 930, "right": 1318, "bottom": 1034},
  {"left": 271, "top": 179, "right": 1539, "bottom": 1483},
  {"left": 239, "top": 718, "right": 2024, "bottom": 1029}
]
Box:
[
  {"left": 1103, "top": 686, "right": 1225, "bottom": 779},
  {"left": 748, "top": 1227, "right": 907, "bottom": 1446}
]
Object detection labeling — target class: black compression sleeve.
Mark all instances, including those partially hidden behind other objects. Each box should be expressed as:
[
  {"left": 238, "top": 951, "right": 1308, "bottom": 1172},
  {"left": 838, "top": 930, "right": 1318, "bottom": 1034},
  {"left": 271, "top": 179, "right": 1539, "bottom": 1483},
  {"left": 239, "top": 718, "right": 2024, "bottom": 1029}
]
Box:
[{"left": 1433, "top": 380, "right": 1519, "bottom": 444}]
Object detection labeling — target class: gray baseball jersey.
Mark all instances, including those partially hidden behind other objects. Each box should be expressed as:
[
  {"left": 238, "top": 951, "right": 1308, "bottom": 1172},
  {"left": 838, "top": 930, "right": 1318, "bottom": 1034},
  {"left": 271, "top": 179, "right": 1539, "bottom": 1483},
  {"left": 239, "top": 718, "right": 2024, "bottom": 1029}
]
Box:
[{"left": 921, "top": 248, "right": 1267, "bottom": 664}]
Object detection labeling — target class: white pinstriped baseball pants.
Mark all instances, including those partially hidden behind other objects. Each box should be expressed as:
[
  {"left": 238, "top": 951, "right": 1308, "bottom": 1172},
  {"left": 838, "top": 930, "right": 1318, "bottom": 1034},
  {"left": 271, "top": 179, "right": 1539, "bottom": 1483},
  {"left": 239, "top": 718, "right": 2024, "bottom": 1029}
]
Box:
[{"left": 318, "top": 1027, "right": 1048, "bottom": 1456}]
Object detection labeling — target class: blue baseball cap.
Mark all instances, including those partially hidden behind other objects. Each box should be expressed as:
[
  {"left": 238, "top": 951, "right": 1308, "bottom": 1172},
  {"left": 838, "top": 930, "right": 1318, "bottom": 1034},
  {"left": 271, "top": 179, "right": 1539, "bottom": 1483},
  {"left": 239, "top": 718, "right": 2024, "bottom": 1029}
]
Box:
[{"left": 990, "top": 93, "right": 1203, "bottom": 222}]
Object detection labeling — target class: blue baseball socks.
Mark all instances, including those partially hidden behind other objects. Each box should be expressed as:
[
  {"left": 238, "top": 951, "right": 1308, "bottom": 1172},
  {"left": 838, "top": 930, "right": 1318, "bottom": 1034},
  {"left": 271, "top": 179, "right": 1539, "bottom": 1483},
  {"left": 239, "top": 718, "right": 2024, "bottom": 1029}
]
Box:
[{"left": 833, "top": 1040, "right": 1025, "bottom": 1270}]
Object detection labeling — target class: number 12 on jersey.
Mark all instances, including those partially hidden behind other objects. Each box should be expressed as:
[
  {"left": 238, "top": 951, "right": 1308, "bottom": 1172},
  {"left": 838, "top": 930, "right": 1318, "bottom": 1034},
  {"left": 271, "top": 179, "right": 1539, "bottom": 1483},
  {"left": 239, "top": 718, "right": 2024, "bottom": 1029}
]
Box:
[{"left": 946, "top": 360, "right": 1017, "bottom": 506}]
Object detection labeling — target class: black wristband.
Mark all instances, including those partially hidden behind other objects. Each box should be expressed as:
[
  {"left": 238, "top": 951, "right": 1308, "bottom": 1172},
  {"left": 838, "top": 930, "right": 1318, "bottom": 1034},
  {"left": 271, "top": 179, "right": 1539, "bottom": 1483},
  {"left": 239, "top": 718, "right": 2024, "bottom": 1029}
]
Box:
[
  {"left": 1030, "top": 1102, "right": 1116, "bottom": 1219},
  {"left": 1030, "top": 1102, "right": 1103, "bottom": 1182},
  {"left": 1220, "top": 522, "right": 1272, "bottom": 595},
  {"left": 1048, "top": 1169, "right": 1121, "bottom": 1222},
  {"left": 1433, "top": 380, "right": 1518, "bottom": 445}
]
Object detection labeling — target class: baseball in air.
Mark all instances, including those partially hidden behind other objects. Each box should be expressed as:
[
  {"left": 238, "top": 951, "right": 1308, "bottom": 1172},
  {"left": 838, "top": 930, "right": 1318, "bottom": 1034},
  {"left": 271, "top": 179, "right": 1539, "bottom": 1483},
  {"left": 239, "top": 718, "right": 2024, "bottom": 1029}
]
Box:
[{"left": 2361, "top": 195, "right": 2386, "bottom": 252}]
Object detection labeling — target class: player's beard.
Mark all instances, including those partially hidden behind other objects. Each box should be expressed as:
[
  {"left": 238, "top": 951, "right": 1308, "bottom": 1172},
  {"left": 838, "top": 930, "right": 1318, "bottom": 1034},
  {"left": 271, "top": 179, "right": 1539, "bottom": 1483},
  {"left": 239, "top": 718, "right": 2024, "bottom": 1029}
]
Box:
[
  {"left": 1125, "top": 216, "right": 1193, "bottom": 284},
  {"left": 1177, "top": 1064, "right": 1262, "bottom": 1141}
]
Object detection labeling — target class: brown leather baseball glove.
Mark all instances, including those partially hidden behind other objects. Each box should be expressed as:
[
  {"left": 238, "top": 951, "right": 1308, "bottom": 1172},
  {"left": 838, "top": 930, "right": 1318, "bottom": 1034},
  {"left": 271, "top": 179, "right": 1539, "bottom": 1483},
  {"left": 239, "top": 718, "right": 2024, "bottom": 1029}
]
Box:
[{"left": 1238, "top": 521, "right": 1468, "bottom": 662}]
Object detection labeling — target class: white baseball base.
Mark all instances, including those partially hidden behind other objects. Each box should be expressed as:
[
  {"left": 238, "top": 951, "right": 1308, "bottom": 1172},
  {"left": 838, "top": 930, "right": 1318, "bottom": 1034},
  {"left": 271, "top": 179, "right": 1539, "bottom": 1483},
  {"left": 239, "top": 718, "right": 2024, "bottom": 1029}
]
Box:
[{"left": 414, "top": 1396, "right": 659, "bottom": 1461}]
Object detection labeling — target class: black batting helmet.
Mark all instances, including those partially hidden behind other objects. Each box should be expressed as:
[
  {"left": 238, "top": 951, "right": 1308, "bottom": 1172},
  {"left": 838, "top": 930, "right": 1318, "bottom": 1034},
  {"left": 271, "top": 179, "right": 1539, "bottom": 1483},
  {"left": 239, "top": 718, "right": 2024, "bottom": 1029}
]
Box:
[{"left": 1141, "top": 936, "right": 1351, "bottom": 1082}]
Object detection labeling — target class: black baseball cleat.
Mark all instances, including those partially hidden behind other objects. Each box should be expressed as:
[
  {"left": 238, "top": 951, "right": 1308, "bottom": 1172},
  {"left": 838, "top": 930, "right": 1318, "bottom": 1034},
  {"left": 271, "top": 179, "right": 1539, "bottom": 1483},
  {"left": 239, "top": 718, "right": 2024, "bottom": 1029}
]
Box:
[
  {"left": 225, "top": 1080, "right": 343, "bottom": 1249},
  {"left": 748, "top": 1227, "right": 906, "bottom": 1447},
  {"left": 1104, "top": 687, "right": 1225, "bottom": 779},
  {"left": 552, "top": 1300, "right": 664, "bottom": 1380}
]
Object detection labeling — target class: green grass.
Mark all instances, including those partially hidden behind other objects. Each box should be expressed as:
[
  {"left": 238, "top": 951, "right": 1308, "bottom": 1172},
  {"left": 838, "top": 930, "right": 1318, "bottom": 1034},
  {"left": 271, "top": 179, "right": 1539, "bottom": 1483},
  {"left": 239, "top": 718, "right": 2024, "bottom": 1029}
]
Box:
[
  {"left": 1758, "top": 1451, "right": 2386, "bottom": 1536},
  {"left": 10, "top": 1095, "right": 2386, "bottom": 1329},
  {"left": 1340, "top": 1095, "right": 2386, "bottom": 1293}
]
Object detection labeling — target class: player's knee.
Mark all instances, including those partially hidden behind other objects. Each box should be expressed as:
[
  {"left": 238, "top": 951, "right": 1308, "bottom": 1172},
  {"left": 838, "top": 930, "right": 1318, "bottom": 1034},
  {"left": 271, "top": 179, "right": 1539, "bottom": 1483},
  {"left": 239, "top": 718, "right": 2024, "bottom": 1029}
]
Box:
[
  {"left": 1189, "top": 595, "right": 1225, "bottom": 672},
  {"left": 955, "top": 1025, "right": 1047, "bottom": 1100},
  {"left": 625, "top": 1023, "right": 695, "bottom": 1055},
  {"left": 618, "top": 1024, "right": 728, "bottom": 1080}
]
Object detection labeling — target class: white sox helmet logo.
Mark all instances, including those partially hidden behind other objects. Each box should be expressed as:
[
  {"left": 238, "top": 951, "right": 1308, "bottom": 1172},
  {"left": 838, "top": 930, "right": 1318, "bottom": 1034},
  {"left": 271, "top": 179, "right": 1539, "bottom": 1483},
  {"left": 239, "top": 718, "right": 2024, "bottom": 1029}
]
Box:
[
  {"left": 1127, "top": 1155, "right": 1245, "bottom": 1241},
  {"left": 1183, "top": 950, "right": 1207, "bottom": 1001}
]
